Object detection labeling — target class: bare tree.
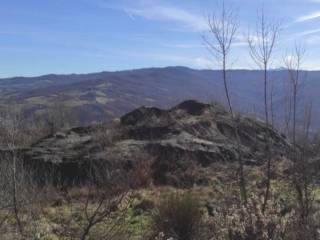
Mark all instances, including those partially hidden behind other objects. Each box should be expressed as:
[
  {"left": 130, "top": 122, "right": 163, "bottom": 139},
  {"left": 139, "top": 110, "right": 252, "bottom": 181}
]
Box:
[
  {"left": 270, "top": 78, "right": 276, "bottom": 129},
  {"left": 0, "top": 108, "right": 47, "bottom": 239},
  {"left": 0, "top": 153, "right": 12, "bottom": 233},
  {"left": 298, "top": 102, "right": 313, "bottom": 218},
  {"left": 282, "top": 78, "right": 293, "bottom": 137},
  {"left": 284, "top": 45, "right": 317, "bottom": 237},
  {"left": 203, "top": 0, "right": 237, "bottom": 115},
  {"left": 284, "top": 44, "right": 306, "bottom": 153},
  {"left": 248, "top": 8, "right": 280, "bottom": 125},
  {"left": 289, "top": 102, "right": 318, "bottom": 240},
  {"left": 248, "top": 7, "right": 280, "bottom": 212},
  {"left": 0, "top": 108, "right": 26, "bottom": 237},
  {"left": 79, "top": 166, "right": 132, "bottom": 240},
  {"left": 203, "top": 0, "right": 247, "bottom": 204}
]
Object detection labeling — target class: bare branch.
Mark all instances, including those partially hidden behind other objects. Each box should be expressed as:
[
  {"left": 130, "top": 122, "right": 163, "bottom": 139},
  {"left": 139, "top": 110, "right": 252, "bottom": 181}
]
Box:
[{"left": 248, "top": 6, "right": 281, "bottom": 212}]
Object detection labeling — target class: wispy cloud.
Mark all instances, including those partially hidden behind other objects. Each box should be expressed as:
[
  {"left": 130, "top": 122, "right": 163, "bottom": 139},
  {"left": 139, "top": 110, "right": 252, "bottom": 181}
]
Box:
[
  {"left": 122, "top": 2, "right": 207, "bottom": 32},
  {"left": 299, "top": 28, "right": 320, "bottom": 36},
  {"left": 88, "top": 0, "right": 208, "bottom": 32},
  {"left": 290, "top": 27, "right": 320, "bottom": 39},
  {"left": 101, "top": 0, "right": 207, "bottom": 31},
  {"left": 296, "top": 11, "right": 320, "bottom": 22}
]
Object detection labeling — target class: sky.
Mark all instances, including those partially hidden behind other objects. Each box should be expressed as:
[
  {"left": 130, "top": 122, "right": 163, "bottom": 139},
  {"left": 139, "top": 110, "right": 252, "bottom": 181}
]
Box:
[{"left": 1, "top": 0, "right": 320, "bottom": 77}]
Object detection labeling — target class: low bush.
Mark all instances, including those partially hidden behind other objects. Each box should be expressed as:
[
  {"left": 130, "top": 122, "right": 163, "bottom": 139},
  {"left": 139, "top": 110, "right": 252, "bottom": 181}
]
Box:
[
  {"left": 210, "top": 194, "right": 292, "bottom": 240},
  {"left": 150, "top": 192, "right": 205, "bottom": 240}
]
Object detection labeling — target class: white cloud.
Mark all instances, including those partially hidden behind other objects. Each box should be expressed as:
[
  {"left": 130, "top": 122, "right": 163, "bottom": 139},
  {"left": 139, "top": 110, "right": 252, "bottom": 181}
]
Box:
[{"left": 296, "top": 11, "right": 320, "bottom": 22}]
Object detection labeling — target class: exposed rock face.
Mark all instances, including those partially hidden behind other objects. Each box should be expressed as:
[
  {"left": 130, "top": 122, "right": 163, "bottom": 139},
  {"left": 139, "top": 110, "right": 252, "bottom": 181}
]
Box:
[{"left": 23, "top": 100, "right": 290, "bottom": 187}]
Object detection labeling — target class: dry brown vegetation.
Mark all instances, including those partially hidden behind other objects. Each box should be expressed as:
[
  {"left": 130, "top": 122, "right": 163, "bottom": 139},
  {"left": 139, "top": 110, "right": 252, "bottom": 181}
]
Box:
[{"left": 1, "top": 1, "right": 320, "bottom": 240}]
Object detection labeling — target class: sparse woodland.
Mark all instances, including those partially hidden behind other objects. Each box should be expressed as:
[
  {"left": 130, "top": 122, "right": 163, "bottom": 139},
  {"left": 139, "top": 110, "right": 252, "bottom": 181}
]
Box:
[{"left": 1, "top": 1, "right": 320, "bottom": 240}]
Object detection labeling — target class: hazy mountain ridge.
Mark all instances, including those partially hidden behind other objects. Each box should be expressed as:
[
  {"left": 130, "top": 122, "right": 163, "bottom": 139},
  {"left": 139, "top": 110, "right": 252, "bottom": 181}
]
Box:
[{"left": 1, "top": 66, "right": 320, "bottom": 128}]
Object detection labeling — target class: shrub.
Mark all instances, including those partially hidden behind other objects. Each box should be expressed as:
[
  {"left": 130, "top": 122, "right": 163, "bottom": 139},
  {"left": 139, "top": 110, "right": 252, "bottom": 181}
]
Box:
[
  {"left": 285, "top": 210, "right": 320, "bottom": 240},
  {"left": 130, "top": 158, "right": 153, "bottom": 189},
  {"left": 210, "top": 194, "right": 292, "bottom": 240},
  {"left": 150, "top": 192, "right": 204, "bottom": 240}
]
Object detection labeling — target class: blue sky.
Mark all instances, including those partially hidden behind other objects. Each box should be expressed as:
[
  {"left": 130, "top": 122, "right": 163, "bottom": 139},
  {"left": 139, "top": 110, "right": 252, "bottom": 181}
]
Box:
[{"left": 1, "top": 0, "right": 320, "bottom": 77}]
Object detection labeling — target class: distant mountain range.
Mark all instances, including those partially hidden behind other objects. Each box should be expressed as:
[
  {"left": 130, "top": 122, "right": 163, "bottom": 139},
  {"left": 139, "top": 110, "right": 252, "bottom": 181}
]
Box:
[{"left": 0, "top": 66, "right": 319, "bottom": 130}]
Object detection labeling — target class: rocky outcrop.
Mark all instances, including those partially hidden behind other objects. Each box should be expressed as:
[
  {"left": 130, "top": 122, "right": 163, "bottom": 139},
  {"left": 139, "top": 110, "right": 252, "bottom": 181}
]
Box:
[{"left": 23, "top": 100, "right": 291, "bottom": 187}]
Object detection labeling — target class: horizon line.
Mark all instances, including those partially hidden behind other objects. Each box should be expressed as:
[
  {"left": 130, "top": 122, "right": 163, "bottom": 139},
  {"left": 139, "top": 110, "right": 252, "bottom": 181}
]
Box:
[{"left": 2, "top": 66, "right": 320, "bottom": 79}]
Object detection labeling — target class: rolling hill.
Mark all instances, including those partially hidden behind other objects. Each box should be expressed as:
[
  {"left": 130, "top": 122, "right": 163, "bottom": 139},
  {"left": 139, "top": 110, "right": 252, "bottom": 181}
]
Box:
[{"left": 0, "top": 66, "right": 319, "bottom": 129}]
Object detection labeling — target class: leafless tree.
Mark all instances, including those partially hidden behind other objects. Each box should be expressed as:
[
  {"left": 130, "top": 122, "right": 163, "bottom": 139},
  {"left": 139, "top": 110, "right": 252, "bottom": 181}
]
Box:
[
  {"left": 297, "top": 102, "right": 313, "bottom": 217},
  {"left": 284, "top": 44, "right": 306, "bottom": 153},
  {"left": 49, "top": 123, "right": 154, "bottom": 240},
  {"left": 284, "top": 45, "right": 317, "bottom": 238},
  {"left": 270, "top": 78, "right": 276, "bottom": 129},
  {"left": 0, "top": 108, "right": 26, "bottom": 236},
  {"left": 248, "top": 8, "right": 280, "bottom": 124},
  {"left": 248, "top": 7, "right": 280, "bottom": 212},
  {"left": 0, "top": 154, "right": 12, "bottom": 233},
  {"left": 289, "top": 102, "right": 319, "bottom": 240},
  {"left": 203, "top": 0, "right": 237, "bottom": 115},
  {"left": 203, "top": 0, "right": 247, "bottom": 204},
  {"left": 80, "top": 165, "right": 132, "bottom": 240},
  {"left": 0, "top": 107, "right": 50, "bottom": 239},
  {"left": 282, "top": 79, "right": 293, "bottom": 137}
]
